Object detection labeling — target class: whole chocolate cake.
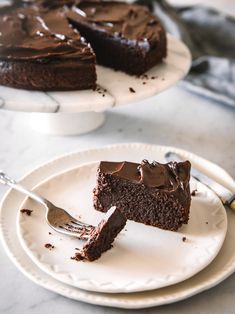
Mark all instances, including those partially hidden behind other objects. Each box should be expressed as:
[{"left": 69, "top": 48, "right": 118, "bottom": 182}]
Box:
[
  {"left": 67, "top": 1, "right": 167, "bottom": 75},
  {"left": 71, "top": 207, "right": 127, "bottom": 261},
  {"left": 93, "top": 160, "right": 191, "bottom": 231},
  {"left": 0, "top": 0, "right": 166, "bottom": 90}
]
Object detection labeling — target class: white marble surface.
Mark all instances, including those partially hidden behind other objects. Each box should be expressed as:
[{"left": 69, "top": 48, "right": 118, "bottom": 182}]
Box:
[{"left": 0, "top": 82, "right": 235, "bottom": 313}]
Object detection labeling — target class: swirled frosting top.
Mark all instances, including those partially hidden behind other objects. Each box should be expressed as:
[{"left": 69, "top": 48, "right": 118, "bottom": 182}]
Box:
[
  {"left": 99, "top": 160, "right": 191, "bottom": 191},
  {"left": 67, "top": 1, "right": 164, "bottom": 49},
  {"left": 0, "top": 1, "right": 164, "bottom": 61},
  {"left": 0, "top": 1, "right": 94, "bottom": 61}
]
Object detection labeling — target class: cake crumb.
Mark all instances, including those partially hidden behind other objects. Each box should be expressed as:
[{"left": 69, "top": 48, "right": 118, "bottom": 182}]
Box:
[
  {"left": 191, "top": 189, "right": 197, "bottom": 196},
  {"left": 182, "top": 237, "right": 187, "bottom": 242},
  {"left": 139, "top": 74, "right": 149, "bottom": 80},
  {"left": 142, "top": 81, "right": 146, "bottom": 85},
  {"left": 206, "top": 222, "right": 208, "bottom": 225},
  {"left": 20, "top": 209, "right": 33, "bottom": 216},
  {"left": 142, "top": 74, "right": 148, "bottom": 79},
  {"left": 44, "top": 243, "right": 55, "bottom": 250},
  {"left": 129, "top": 87, "right": 136, "bottom": 93},
  {"left": 48, "top": 232, "right": 52, "bottom": 235},
  {"left": 71, "top": 252, "right": 85, "bottom": 261}
]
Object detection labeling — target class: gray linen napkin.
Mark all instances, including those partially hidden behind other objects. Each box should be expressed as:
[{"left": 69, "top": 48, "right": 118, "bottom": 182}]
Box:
[{"left": 137, "top": 0, "right": 235, "bottom": 107}]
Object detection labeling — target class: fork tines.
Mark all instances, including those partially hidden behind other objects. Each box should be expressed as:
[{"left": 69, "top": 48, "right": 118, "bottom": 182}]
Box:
[{"left": 58, "top": 221, "right": 93, "bottom": 239}]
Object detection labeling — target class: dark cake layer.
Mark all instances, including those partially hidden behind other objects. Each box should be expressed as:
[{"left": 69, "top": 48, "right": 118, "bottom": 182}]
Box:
[
  {"left": 93, "top": 160, "right": 191, "bottom": 231},
  {"left": 67, "top": 1, "right": 167, "bottom": 75},
  {"left": 72, "top": 207, "right": 127, "bottom": 261},
  {"left": 0, "top": 2, "right": 96, "bottom": 90}
]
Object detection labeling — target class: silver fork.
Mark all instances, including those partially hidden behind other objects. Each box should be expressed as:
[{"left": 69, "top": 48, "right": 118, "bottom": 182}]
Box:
[{"left": 0, "top": 172, "right": 94, "bottom": 240}]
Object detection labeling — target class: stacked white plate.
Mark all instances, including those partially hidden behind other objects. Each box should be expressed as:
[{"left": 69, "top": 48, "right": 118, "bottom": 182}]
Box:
[{"left": 1, "top": 143, "right": 235, "bottom": 309}]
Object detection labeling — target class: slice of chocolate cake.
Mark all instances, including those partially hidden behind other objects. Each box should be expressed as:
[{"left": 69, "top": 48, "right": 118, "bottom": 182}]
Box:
[
  {"left": 67, "top": 1, "right": 167, "bottom": 75},
  {"left": 72, "top": 207, "right": 127, "bottom": 261},
  {"left": 0, "top": 2, "right": 96, "bottom": 91},
  {"left": 93, "top": 160, "right": 191, "bottom": 231}
]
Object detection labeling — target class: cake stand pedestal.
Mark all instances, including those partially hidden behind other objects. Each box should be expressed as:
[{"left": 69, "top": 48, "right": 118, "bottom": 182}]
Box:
[
  {"left": 29, "top": 112, "right": 105, "bottom": 136},
  {"left": 0, "top": 35, "right": 191, "bottom": 136}
]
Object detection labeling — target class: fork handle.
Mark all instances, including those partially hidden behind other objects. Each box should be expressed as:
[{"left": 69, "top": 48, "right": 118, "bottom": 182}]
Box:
[
  {"left": 0, "top": 171, "right": 51, "bottom": 207},
  {"left": 226, "top": 194, "right": 235, "bottom": 211}
]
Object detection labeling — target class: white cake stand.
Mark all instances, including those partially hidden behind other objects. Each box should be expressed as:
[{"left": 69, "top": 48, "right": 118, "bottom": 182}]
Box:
[{"left": 0, "top": 35, "right": 191, "bottom": 135}]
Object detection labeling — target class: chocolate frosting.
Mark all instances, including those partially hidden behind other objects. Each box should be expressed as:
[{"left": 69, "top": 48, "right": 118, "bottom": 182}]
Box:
[
  {"left": 0, "top": 1, "right": 94, "bottom": 61},
  {"left": 0, "top": 1, "right": 163, "bottom": 61},
  {"left": 67, "top": 1, "right": 163, "bottom": 50},
  {"left": 99, "top": 160, "right": 191, "bottom": 191}
]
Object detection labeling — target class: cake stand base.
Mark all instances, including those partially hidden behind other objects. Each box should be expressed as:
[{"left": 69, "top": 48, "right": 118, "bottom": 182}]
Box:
[{"left": 29, "top": 111, "right": 105, "bottom": 136}]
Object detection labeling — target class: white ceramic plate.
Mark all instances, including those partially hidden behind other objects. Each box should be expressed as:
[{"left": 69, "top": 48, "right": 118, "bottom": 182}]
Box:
[
  {"left": 0, "top": 35, "right": 191, "bottom": 113},
  {"left": 17, "top": 162, "right": 227, "bottom": 293},
  {"left": 1, "top": 143, "right": 235, "bottom": 308}
]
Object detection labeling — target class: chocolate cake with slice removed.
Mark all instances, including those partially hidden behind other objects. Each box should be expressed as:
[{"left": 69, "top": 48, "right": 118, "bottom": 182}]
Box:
[
  {"left": 72, "top": 207, "right": 126, "bottom": 261},
  {"left": 93, "top": 160, "right": 191, "bottom": 231},
  {"left": 0, "top": 0, "right": 166, "bottom": 90},
  {"left": 67, "top": 1, "right": 167, "bottom": 75}
]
